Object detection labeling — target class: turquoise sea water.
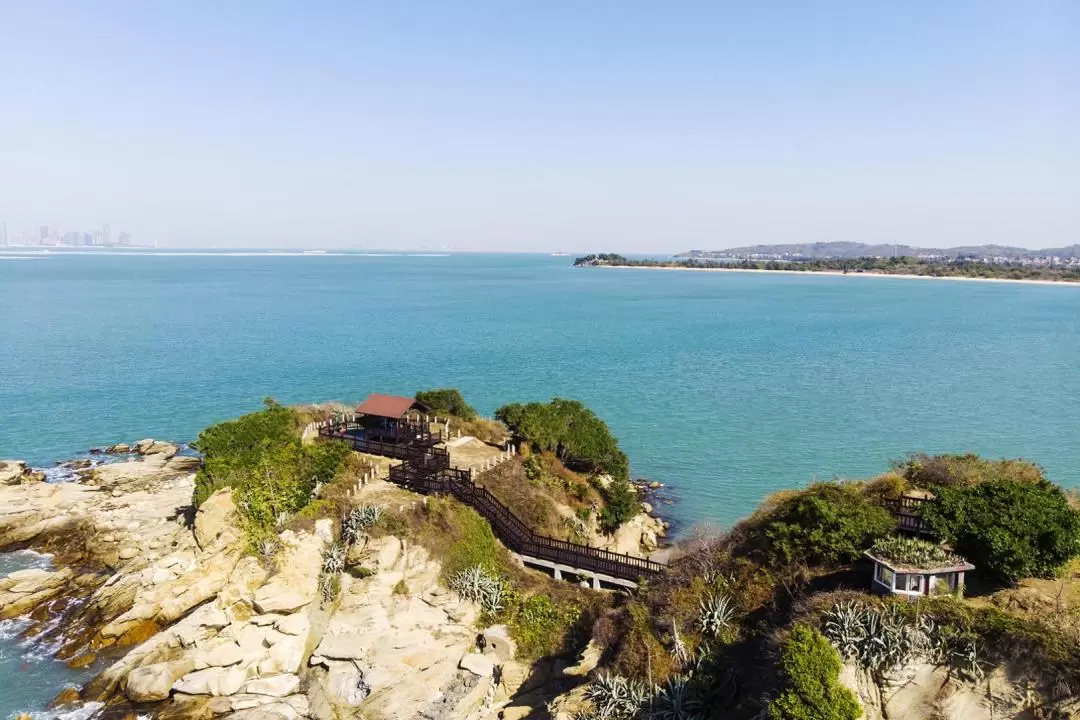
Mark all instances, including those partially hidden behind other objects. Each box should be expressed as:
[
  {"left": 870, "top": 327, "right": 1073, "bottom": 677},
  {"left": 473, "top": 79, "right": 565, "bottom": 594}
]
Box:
[
  {"left": 1, "top": 250, "right": 1080, "bottom": 715},
  {"left": 3, "top": 252, "right": 1080, "bottom": 528}
]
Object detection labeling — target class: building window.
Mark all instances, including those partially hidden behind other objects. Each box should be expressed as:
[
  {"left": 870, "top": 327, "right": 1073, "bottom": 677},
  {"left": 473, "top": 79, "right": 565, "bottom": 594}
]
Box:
[
  {"left": 876, "top": 563, "right": 895, "bottom": 588},
  {"left": 897, "top": 574, "right": 923, "bottom": 593}
]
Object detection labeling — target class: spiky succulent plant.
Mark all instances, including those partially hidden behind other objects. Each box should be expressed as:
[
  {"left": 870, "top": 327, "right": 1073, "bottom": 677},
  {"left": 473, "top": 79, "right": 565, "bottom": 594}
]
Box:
[
  {"left": 322, "top": 542, "right": 346, "bottom": 575},
  {"left": 585, "top": 671, "right": 649, "bottom": 720},
  {"left": 697, "top": 593, "right": 735, "bottom": 638},
  {"left": 448, "top": 565, "right": 506, "bottom": 614},
  {"left": 342, "top": 503, "right": 385, "bottom": 545},
  {"left": 647, "top": 675, "right": 704, "bottom": 720}
]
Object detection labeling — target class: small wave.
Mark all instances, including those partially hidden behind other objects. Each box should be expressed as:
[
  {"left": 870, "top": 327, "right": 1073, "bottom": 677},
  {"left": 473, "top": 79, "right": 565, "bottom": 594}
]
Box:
[
  {"left": 0, "top": 618, "right": 32, "bottom": 643},
  {"left": 0, "top": 549, "right": 55, "bottom": 575},
  {"left": 15, "top": 700, "right": 104, "bottom": 720}
]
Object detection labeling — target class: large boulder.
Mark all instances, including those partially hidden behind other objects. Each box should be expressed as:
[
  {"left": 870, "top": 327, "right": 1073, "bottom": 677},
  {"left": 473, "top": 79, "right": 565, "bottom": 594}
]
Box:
[
  {"left": 133, "top": 439, "right": 179, "bottom": 458},
  {"left": 481, "top": 625, "right": 516, "bottom": 662},
  {"left": 253, "top": 532, "right": 324, "bottom": 614},
  {"left": 125, "top": 659, "right": 195, "bottom": 702},
  {"left": 195, "top": 488, "right": 239, "bottom": 550},
  {"left": 0, "top": 460, "right": 40, "bottom": 486},
  {"left": 244, "top": 674, "right": 300, "bottom": 698},
  {"left": 173, "top": 666, "right": 248, "bottom": 696}
]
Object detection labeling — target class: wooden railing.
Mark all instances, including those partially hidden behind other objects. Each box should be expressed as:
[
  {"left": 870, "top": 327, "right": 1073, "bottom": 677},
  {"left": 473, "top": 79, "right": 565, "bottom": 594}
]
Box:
[
  {"left": 321, "top": 422, "right": 664, "bottom": 583},
  {"left": 882, "top": 494, "right": 934, "bottom": 536}
]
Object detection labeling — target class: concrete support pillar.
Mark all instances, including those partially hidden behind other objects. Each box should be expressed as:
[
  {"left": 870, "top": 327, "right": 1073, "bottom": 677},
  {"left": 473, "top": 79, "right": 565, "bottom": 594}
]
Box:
[
  {"left": 554, "top": 567, "right": 563, "bottom": 581},
  {"left": 591, "top": 574, "right": 601, "bottom": 590}
]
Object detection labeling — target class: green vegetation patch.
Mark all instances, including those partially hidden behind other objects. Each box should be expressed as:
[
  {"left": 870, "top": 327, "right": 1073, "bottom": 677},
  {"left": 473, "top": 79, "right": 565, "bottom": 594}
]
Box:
[
  {"left": 505, "top": 593, "right": 583, "bottom": 660},
  {"left": 897, "top": 452, "right": 1046, "bottom": 488},
  {"left": 869, "top": 536, "right": 966, "bottom": 570},
  {"left": 768, "top": 624, "right": 862, "bottom": 720},
  {"left": 743, "top": 482, "right": 896, "bottom": 568},
  {"left": 496, "top": 398, "right": 636, "bottom": 531},
  {"left": 920, "top": 477, "right": 1080, "bottom": 584},
  {"left": 415, "top": 388, "right": 477, "bottom": 419},
  {"left": 192, "top": 399, "right": 351, "bottom": 550}
]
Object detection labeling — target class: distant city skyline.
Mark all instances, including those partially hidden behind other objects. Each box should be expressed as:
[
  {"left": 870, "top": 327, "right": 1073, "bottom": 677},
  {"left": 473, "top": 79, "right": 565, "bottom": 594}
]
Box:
[
  {"left": 0, "top": 2, "right": 1076, "bottom": 252},
  {"left": 0, "top": 221, "right": 133, "bottom": 248}
]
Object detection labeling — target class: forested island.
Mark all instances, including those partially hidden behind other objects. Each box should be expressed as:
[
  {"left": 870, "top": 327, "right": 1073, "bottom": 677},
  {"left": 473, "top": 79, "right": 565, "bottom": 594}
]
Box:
[{"left": 574, "top": 253, "right": 1080, "bottom": 283}]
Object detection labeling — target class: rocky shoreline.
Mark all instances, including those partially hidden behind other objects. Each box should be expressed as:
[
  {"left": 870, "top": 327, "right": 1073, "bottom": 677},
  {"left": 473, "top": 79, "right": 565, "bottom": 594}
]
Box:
[{"left": 0, "top": 438, "right": 659, "bottom": 720}]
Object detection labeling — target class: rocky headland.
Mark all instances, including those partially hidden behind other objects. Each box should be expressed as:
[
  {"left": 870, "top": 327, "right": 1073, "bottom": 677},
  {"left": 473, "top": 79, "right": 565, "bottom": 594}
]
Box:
[{"left": 0, "top": 433, "right": 659, "bottom": 720}]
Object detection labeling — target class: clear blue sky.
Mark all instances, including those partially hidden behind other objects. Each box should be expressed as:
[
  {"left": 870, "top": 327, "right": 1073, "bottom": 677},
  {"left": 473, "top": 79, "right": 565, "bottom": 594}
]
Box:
[{"left": 1, "top": 1, "right": 1076, "bottom": 251}]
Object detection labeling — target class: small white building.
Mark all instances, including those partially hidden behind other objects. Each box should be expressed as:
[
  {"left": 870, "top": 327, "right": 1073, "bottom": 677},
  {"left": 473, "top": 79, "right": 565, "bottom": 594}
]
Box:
[{"left": 865, "top": 538, "right": 974, "bottom": 599}]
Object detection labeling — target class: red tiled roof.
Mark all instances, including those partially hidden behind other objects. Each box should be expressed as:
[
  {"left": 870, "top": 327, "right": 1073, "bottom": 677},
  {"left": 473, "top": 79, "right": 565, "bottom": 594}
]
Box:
[{"left": 355, "top": 393, "right": 424, "bottom": 419}]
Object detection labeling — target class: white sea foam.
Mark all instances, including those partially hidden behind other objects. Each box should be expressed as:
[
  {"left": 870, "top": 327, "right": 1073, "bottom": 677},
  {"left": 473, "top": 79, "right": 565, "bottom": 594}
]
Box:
[
  {"left": 16, "top": 700, "right": 104, "bottom": 720},
  {"left": 0, "top": 549, "right": 54, "bottom": 574}
]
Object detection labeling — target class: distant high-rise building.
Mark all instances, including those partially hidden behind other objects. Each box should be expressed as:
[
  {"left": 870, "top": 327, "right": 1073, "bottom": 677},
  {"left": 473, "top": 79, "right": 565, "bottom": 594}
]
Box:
[
  {"left": 39, "top": 226, "right": 49, "bottom": 243},
  {"left": 62, "top": 231, "right": 81, "bottom": 246},
  {"left": 93, "top": 231, "right": 103, "bottom": 246},
  {"left": 83, "top": 232, "right": 93, "bottom": 246},
  {"left": 0, "top": 222, "right": 7, "bottom": 246},
  {"left": 103, "top": 224, "right": 111, "bottom": 245},
  {"left": 118, "top": 232, "right": 132, "bottom": 246}
]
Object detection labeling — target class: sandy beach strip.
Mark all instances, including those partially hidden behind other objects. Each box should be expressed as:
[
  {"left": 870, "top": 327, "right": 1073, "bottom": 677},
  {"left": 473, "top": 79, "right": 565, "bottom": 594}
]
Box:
[{"left": 588, "top": 264, "right": 1080, "bottom": 287}]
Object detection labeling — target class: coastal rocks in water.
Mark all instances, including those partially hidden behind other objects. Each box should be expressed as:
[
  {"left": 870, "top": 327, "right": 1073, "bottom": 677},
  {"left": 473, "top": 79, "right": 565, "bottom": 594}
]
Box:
[
  {"left": 125, "top": 659, "right": 196, "bottom": 702},
  {"left": 133, "top": 439, "right": 180, "bottom": 458},
  {"left": 0, "top": 567, "right": 76, "bottom": 619},
  {"left": 104, "top": 443, "right": 132, "bottom": 454},
  {"left": 0, "top": 460, "right": 44, "bottom": 485}
]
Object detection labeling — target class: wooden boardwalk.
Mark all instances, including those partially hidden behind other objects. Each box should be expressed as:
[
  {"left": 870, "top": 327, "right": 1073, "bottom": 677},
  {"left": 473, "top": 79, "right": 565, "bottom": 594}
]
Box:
[{"left": 319, "top": 421, "right": 665, "bottom": 584}]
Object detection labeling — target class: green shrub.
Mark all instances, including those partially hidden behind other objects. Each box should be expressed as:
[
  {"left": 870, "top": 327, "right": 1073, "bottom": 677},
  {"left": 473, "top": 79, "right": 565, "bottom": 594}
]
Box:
[
  {"left": 496, "top": 398, "right": 630, "bottom": 482},
  {"left": 769, "top": 624, "right": 862, "bottom": 720},
  {"left": 191, "top": 399, "right": 351, "bottom": 548},
  {"left": 920, "top": 477, "right": 1080, "bottom": 583},
  {"left": 599, "top": 477, "right": 639, "bottom": 534},
  {"left": 415, "top": 388, "right": 477, "bottom": 419},
  {"left": 761, "top": 483, "right": 896, "bottom": 567},
  {"left": 897, "top": 453, "right": 1045, "bottom": 489},
  {"left": 507, "top": 593, "right": 582, "bottom": 659}
]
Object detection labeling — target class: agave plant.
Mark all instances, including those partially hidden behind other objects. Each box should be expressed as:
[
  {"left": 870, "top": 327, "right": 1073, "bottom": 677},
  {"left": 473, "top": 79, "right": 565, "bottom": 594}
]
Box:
[
  {"left": 322, "top": 542, "right": 346, "bottom": 575},
  {"left": 949, "top": 634, "right": 984, "bottom": 681},
  {"left": 342, "top": 504, "right": 385, "bottom": 545},
  {"left": 585, "top": 671, "right": 649, "bottom": 720},
  {"left": 823, "top": 601, "right": 868, "bottom": 660},
  {"left": 448, "top": 565, "right": 506, "bottom": 614},
  {"left": 647, "top": 675, "right": 704, "bottom": 720},
  {"left": 257, "top": 538, "right": 279, "bottom": 561},
  {"left": 670, "top": 617, "right": 691, "bottom": 667},
  {"left": 697, "top": 593, "right": 735, "bottom": 638}
]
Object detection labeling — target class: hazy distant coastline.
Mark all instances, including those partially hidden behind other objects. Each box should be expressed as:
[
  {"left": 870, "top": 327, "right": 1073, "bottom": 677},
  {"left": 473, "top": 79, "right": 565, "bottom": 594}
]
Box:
[{"left": 574, "top": 252, "right": 1080, "bottom": 285}]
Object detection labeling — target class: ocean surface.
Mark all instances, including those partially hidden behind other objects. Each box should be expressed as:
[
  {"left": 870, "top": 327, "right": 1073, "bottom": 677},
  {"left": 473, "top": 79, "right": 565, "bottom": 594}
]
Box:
[{"left": 1, "top": 250, "right": 1079, "bottom": 715}]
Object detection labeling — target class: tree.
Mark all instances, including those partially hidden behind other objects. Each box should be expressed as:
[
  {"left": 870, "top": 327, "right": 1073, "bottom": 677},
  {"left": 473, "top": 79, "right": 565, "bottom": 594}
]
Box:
[
  {"left": 761, "top": 483, "right": 896, "bottom": 568},
  {"left": 415, "top": 388, "right": 477, "bottom": 419},
  {"left": 920, "top": 477, "right": 1080, "bottom": 583},
  {"left": 495, "top": 398, "right": 629, "bottom": 482},
  {"left": 769, "top": 624, "right": 862, "bottom": 720}
]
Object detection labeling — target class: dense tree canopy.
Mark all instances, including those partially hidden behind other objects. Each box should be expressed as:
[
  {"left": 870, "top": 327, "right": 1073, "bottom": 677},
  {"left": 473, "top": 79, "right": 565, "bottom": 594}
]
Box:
[
  {"left": 496, "top": 398, "right": 635, "bottom": 531},
  {"left": 414, "top": 388, "right": 477, "bottom": 419},
  {"left": 920, "top": 477, "right": 1080, "bottom": 583},
  {"left": 495, "top": 399, "right": 629, "bottom": 481},
  {"left": 754, "top": 483, "right": 896, "bottom": 568}
]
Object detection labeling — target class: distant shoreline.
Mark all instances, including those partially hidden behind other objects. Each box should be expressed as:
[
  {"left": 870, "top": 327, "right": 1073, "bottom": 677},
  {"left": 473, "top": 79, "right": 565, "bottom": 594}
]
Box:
[{"left": 587, "top": 264, "right": 1080, "bottom": 287}]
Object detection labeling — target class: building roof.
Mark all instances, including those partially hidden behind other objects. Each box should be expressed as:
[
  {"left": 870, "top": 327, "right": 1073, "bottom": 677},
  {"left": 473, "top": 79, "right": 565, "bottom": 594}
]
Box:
[
  {"left": 355, "top": 393, "right": 427, "bottom": 420},
  {"left": 864, "top": 551, "right": 975, "bottom": 575}
]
